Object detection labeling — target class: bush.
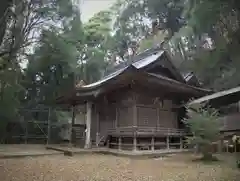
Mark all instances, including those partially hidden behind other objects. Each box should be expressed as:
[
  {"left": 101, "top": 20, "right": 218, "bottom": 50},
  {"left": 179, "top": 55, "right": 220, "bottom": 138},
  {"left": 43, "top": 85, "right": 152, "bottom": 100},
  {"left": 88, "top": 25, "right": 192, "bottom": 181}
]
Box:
[{"left": 184, "top": 104, "right": 221, "bottom": 161}]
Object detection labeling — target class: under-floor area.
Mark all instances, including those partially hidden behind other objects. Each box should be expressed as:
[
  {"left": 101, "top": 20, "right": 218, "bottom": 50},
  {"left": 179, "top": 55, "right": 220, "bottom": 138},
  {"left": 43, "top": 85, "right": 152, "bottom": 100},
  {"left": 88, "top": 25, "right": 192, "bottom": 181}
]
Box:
[{"left": 1, "top": 153, "right": 240, "bottom": 181}]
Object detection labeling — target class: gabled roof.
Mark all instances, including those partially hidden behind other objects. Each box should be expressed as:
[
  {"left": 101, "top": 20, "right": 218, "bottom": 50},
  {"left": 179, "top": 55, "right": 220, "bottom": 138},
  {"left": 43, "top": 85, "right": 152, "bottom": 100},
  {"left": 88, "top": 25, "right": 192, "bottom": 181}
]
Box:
[
  {"left": 106, "top": 46, "right": 185, "bottom": 83},
  {"left": 56, "top": 65, "right": 212, "bottom": 104},
  {"left": 82, "top": 51, "right": 165, "bottom": 89},
  {"left": 83, "top": 48, "right": 189, "bottom": 90},
  {"left": 56, "top": 47, "right": 212, "bottom": 104}
]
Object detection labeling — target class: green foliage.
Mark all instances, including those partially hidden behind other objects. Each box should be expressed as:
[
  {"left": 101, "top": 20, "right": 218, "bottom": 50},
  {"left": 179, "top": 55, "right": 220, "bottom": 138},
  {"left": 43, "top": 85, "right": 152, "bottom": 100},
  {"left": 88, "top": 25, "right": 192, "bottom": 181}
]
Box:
[
  {"left": 1, "top": 0, "right": 240, "bottom": 139},
  {"left": 115, "top": 0, "right": 185, "bottom": 34},
  {"left": 184, "top": 105, "right": 220, "bottom": 160},
  {"left": 20, "top": 0, "right": 114, "bottom": 110},
  {"left": 232, "top": 135, "right": 240, "bottom": 168},
  {"left": 84, "top": 10, "right": 112, "bottom": 44},
  {"left": 179, "top": 0, "right": 240, "bottom": 90},
  {"left": 102, "top": 0, "right": 187, "bottom": 60},
  {"left": 137, "top": 31, "right": 168, "bottom": 53}
]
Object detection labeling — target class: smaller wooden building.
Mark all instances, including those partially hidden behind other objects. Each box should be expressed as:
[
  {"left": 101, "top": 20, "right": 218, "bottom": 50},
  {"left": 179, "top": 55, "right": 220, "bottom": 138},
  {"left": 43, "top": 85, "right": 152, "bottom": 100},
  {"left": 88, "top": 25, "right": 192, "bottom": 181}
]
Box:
[
  {"left": 57, "top": 48, "right": 211, "bottom": 151},
  {"left": 189, "top": 86, "right": 240, "bottom": 152}
]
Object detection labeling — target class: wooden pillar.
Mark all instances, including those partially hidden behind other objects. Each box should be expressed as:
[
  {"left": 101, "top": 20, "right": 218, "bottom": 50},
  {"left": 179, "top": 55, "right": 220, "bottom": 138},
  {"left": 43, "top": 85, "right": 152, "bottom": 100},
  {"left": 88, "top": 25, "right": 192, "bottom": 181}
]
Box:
[
  {"left": 218, "top": 140, "right": 222, "bottom": 153},
  {"left": 118, "top": 137, "right": 122, "bottom": 150},
  {"left": 238, "top": 100, "right": 240, "bottom": 112},
  {"left": 133, "top": 132, "right": 137, "bottom": 151},
  {"left": 47, "top": 108, "right": 51, "bottom": 145},
  {"left": 133, "top": 102, "right": 137, "bottom": 126},
  {"left": 133, "top": 92, "right": 137, "bottom": 151},
  {"left": 166, "top": 136, "right": 170, "bottom": 149},
  {"left": 115, "top": 105, "right": 118, "bottom": 128},
  {"left": 107, "top": 137, "right": 110, "bottom": 148},
  {"left": 180, "top": 137, "right": 183, "bottom": 149},
  {"left": 96, "top": 133, "right": 100, "bottom": 147},
  {"left": 70, "top": 106, "right": 76, "bottom": 146},
  {"left": 96, "top": 107, "right": 100, "bottom": 147},
  {"left": 24, "top": 116, "right": 28, "bottom": 144},
  {"left": 85, "top": 101, "right": 92, "bottom": 149},
  {"left": 151, "top": 136, "right": 155, "bottom": 151},
  {"left": 157, "top": 107, "right": 160, "bottom": 128}
]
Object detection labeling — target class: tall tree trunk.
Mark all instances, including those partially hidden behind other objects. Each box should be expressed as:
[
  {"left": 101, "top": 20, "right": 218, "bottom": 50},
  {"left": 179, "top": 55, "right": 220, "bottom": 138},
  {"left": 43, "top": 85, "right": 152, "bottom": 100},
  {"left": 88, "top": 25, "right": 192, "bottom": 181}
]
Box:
[{"left": 0, "top": 0, "right": 11, "bottom": 46}]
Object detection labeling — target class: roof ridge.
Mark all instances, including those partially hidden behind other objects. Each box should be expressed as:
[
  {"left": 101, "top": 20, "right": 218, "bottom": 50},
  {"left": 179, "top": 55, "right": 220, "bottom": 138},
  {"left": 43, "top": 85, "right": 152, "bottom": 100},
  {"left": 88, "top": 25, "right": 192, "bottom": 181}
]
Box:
[
  {"left": 131, "top": 46, "right": 162, "bottom": 63},
  {"left": 105, "top": 46, "right": 163, "bottom": 75}
]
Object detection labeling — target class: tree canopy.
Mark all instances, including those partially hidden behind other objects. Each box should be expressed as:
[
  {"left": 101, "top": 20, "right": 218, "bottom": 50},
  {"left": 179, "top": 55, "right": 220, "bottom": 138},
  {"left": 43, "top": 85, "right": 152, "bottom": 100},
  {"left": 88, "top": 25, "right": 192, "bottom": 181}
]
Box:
[{"left": 0, "top": 0, "right": 240, "bottom": 124}]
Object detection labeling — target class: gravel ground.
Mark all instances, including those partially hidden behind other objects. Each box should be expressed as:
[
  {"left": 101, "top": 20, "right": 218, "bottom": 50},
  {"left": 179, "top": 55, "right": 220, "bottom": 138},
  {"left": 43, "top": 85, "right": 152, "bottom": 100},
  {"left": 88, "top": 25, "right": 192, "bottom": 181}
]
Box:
[{"left": 0, "top": 154, "right": 239, "bottom": 181}]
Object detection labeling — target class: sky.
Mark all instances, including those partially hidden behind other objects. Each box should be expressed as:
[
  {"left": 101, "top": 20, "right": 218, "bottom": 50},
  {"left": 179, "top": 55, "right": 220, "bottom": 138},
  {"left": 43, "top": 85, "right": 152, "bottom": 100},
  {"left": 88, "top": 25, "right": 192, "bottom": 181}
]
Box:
[{"left": 80, "top": 0, "right": 116, "bottom": 22}]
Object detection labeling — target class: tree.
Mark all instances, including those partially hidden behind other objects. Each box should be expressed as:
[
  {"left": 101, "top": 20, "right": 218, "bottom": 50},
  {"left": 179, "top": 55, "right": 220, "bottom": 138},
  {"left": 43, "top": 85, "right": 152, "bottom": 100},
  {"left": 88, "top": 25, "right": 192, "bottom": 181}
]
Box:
[
  {"left": 79, "top": 10, "right": 113, "bottom": 83},
  {"left": 177, "top": 0, "right": 240, "bottom": 90},
  {"left": 22, "top": 1, "right": 115, "bottom": 108},
  {"left": 184, "top": 105, "right": 221, "bottom": 161},
  {"left": 0, "top": 0, "right": 82, "bottom": 113}
]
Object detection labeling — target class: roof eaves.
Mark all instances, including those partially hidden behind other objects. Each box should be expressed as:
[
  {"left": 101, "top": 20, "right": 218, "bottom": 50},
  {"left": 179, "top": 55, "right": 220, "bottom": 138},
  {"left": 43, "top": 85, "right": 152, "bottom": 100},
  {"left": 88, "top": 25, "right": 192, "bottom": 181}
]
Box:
[
  {"left": 188, "top": 86, "right": 240, "bottom": 106},
  {"left": 77, "top": 65, "right": 138, "bottom": 91},
  {"left": 148, "top": 73, "right": 212, "bottom": 94},
  {"left": 78, "top": 51, "right": 165, "bottom": 90},
  {"left": 132, "top": 51, "right": 165, "bottom": 69}
]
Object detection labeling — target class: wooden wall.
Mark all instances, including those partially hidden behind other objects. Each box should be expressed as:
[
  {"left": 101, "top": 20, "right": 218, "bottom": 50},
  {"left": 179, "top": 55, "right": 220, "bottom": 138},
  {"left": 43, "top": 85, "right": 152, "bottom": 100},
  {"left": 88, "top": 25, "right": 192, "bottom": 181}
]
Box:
[
  {"left": 136, "top": 93, "right": 178, "bottom": 129},
  {"left": 137, "top": 106, "right": 157, "bottom": 127},
  {"left": 90, "top": 88, "right": 180, "bottom": 141},
  {"left": 219, "top": 112, "right": 240, "bottom": 131},
  {"left": 118, "top": 106, "right": 133, "bottom": 127},
  {"left": 91, "top": 99, "right": 119, "bottom": 140}
]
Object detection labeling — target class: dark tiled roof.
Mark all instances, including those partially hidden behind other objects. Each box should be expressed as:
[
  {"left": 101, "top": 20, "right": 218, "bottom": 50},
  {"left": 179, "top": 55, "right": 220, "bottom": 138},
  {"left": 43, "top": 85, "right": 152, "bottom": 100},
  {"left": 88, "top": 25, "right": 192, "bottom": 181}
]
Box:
[
  {"left": 82, "top": 51, "right": 164, "bottom": 88},
  {"left": 105, "top": 46, "right": 162, "bottom": 75}
]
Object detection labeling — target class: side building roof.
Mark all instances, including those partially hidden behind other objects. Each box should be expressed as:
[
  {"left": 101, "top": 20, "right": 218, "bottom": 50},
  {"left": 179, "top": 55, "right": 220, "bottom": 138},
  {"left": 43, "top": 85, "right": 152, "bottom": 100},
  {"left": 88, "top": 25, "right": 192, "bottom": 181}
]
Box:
[{"left": 188, "top": 86, "right": 240, "bottom": 108}]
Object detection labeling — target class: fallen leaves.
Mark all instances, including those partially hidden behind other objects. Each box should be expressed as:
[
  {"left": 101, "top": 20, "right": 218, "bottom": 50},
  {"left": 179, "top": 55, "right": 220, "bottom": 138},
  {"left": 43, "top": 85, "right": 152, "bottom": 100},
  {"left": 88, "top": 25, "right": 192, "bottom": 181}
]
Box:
[{"left": 0, "top": 154, "right": 239, "bottom": 181}]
